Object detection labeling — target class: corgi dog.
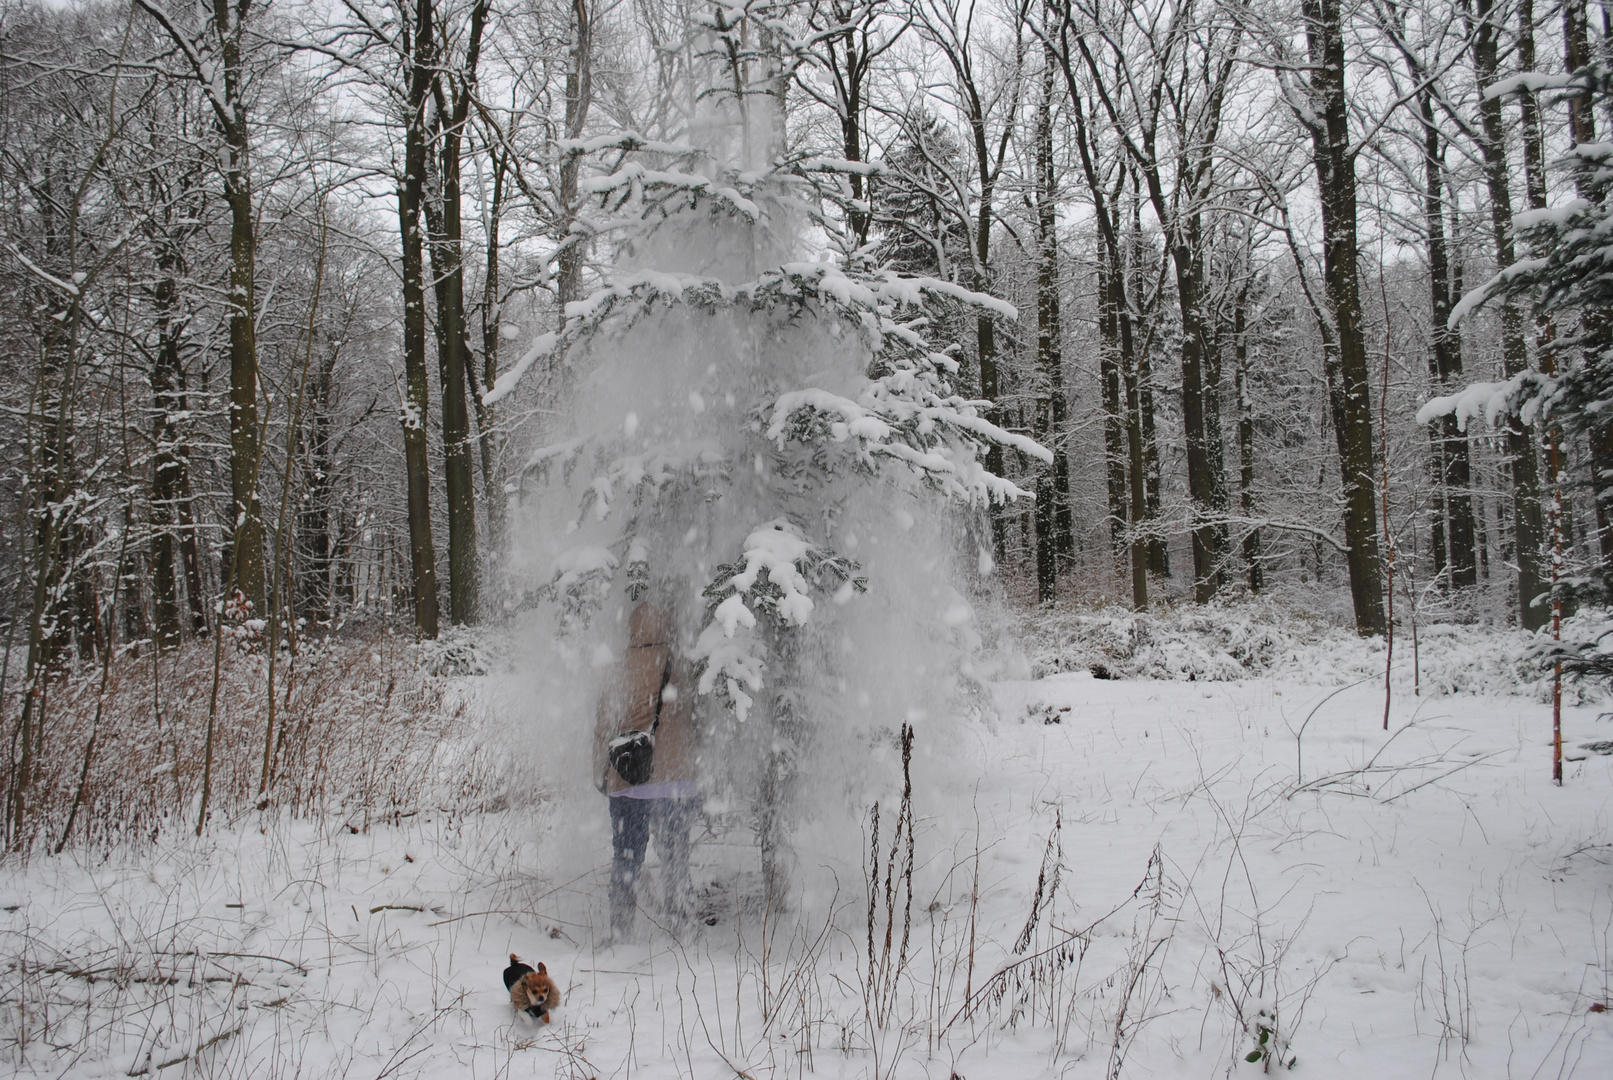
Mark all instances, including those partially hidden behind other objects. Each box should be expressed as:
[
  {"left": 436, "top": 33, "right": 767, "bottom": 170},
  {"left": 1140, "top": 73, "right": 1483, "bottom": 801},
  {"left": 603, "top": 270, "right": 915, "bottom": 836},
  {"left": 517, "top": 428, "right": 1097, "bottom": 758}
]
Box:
[{"left": 503, "top": 954, "right": 560, "bottom": 1022}]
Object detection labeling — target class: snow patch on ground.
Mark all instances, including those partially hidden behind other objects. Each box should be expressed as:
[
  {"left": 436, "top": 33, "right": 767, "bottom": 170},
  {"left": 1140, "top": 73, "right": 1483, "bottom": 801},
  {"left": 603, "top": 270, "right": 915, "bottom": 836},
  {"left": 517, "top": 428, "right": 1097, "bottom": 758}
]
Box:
[
  {"left": 5, "top": 632, "right": 1612, "bottom": 1078},
  {"left": 1015, "top": 597, "right": 1607, "bottom": 704}
]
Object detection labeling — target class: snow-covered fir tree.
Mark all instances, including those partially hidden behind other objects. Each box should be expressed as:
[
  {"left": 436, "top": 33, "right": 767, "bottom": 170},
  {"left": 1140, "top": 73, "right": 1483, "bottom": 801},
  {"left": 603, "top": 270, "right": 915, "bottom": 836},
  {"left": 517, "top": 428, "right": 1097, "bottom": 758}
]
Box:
[{"left": 490, "top": 9, "right": 1046, "bottom": 898}]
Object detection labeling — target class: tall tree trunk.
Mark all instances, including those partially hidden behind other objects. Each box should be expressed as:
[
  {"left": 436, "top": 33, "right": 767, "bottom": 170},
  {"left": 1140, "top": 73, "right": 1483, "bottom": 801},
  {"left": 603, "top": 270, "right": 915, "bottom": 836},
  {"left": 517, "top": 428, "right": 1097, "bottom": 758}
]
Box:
[
  {"left": 974, "top": 273, "right": 1001, "bottom": 561},
  {"left": 132, "top": 0, "right": 267, "bottom": 609},
  {"left": 1419, "top": 90, "right": 1477, "bottom": 587},
  {"left": 556, "top": 0, "right": 593, "bottom": 309},
  {"left": 814, "top": 0, "right": 879, "bottom": 248},
  {"left": 960, "top": 61, "right": 1015, "bottom": 561},
  {"left": 424, "top": 1, "right": 489, "bottom": 626},
  {"left": 298, "top": 351, "right": 336, "bottom": 623},
  {"left": 1233, "top": 278, "right": 1262, "bottom": 592},
  {"left": 1304, "top": 0, "right": 1387, "bottom": 635},
  {"left": 398, "top": 0, "right": 441, "bottom": 640},
  {"left": 1471, "top": 0, "right": 1548, "bottom": 629},
  {"left": 12, "top": 223, "right": 86, "bottom": 848},
  {"left": 1172, "top": 221, "right": 1224, "bottom": 602},
  {"left": 1032, "top": 54, "right": 1069, "bottom": 601},
  {"left": 1048, "top": 20, "right": 1147, "bottom": 605},
  {"left": 424, "top": 142, "right": 479, "bottom": 626},
  {"left": 473, "top": 147, "right": 507, "bottom": 561},
  {"left": 214, "top": 0, "right": 265, "bottom": 614},
  {"left": 1134, "top": 197, "right": 1168, "bottom": 578},
  {"left": 176, "top": 470, "right": 209, "bottom": 634},
  {"left": 1202, "top": 262, "right": 1232, "bottom": 580},
  {"left": 1098, "top": 257, "right": 1129, "bottom": 559},
  {"left": 1563, "top": 0, "right": 1613, "bottom": 568},
  {"left": 424, "top": 0, "right": 492, "bottom": 627},
  {"left": 150, "top": 263, "right": 187, "bottom": 648},
  {"left": 1118, "top": 246, "right": 1150, "bottom": 609}
]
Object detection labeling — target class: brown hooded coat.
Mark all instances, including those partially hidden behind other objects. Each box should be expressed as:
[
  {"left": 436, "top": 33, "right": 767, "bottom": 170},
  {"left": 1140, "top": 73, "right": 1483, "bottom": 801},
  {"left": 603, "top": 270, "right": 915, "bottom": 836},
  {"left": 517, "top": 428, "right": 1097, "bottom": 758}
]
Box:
[{"left": 594, "top": 602, "right": 699, "bottom": 794}]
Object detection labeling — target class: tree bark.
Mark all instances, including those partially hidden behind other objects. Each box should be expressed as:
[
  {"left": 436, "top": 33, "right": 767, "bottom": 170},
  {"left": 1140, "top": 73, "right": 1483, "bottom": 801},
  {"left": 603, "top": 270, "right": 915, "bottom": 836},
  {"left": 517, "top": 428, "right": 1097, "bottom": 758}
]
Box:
[
  {"left": 423, "top": 0, "right": 488, "bottom": 626},
  {"left": 1418, "top": 89, "right": 1477, "bottom": 587},
  {"left": 214, "top": 0, "right": 265, "bottom": 614},
  {"left": 134, "top": 0, "right": 267, "bottom": 612},
  {"left": 1471, "top": 0, "right": 1548, "bottom": 629},
  {"left": 298, "top": 348, "right": 336, "bottom": 623},
  {"left": 1048, "top": 17, "right": 1148, "bottom": 606},
  {"left": 1303, "top": 0, "right": 1387, "bottom": 635},
  {"left": 398, "top": 0, "right": 441, "bottom": 640},
  {"left": 1135, "top": 193, "right": 1168, "bottom": 579},
  {"left": 150, "top": 260, "right": 188, "bottom": 648},
  {"left": 472, "top": 145, "right": 507, "bottom": 561},
  {"left": 1563, "top": 0, "right": 1613, "bottom": 568},
  {"left": 1098, "top": 257, "right": 1129, "bottom": 559},
  {"left": 1172, "top": 220, "right": 1226, "bottom": 601},
  {"left": 1032, "top": 53, "right": 1070, "bottom": 601},
  {"left": 556, "top": 0, "right": 593, "bottom": 309},
  {"left": 1233, "top": 278, "right": 1262, "bottom": 592},
  {"left": 1118, "top": 244, "right": 1150, "bottom": 609}
]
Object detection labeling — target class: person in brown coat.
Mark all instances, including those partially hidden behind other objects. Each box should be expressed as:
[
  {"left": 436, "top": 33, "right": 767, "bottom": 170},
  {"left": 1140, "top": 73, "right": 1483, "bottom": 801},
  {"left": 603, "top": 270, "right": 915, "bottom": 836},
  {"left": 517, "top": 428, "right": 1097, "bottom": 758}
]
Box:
[{"left": 594, "top": 601, "right": 700, "bottom": 938}]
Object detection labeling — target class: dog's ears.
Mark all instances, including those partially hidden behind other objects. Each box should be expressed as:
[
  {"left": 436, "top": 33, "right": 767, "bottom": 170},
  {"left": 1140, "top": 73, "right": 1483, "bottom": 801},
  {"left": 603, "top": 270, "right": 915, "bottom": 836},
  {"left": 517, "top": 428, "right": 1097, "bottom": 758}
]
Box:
[{"left": 537, "top": 962, "right": 547, "bottom": 975}]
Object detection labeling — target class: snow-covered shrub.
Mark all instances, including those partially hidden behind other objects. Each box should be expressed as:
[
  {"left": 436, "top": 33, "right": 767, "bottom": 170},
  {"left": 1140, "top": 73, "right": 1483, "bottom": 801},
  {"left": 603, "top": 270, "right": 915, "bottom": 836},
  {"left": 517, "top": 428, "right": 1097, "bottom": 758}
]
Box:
[
  {"left": 1015, "top": 594, "right": 1603, "bottom": 700},
  {"left": 411, "top": 624, "right": 495, "bottom": 676},
  {"left": 0, "top": 632, "right": 503, "bottom": 853}
]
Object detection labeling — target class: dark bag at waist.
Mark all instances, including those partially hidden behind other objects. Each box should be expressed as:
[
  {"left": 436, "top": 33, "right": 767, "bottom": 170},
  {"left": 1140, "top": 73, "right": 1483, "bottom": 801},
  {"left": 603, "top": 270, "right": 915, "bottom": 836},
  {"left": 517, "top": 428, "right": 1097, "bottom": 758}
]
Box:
[{"left": 608, "top": 729, "right": 656, "bottom": 786}]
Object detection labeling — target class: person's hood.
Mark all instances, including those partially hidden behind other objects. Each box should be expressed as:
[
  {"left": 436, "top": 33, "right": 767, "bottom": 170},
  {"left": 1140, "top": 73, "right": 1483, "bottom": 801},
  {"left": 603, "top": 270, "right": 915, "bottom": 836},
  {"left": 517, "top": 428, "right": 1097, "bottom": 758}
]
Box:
[{"left": 628, "top": 602, "right": 672, "bottom": 648}]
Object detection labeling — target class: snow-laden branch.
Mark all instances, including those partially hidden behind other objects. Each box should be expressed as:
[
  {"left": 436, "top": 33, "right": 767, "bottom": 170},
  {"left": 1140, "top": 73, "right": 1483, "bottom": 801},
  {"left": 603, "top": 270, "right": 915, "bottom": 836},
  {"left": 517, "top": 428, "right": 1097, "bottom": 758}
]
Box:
[
  {"left": 1513, "top": 199, "right": 1592, "bottom": 230},
  {"left": 795, "top": 157, "right": 884, "bottom": 176},
  {"left": 690, "top": 520, "right": 863, "bottom": 722},
  {"left": 488, "top": 262, "right": 1018, "bottom": 406},
  {"left": 579, "top": 164, "right": 712, "bottom": 195},
  {"left": 559, "top": 131, "right": 698, "bottom": 156},
  {"left": 3, "top": 243, "right": 81, "bottom": 297},
  {"left": 1484, "top": 71, "right": 1579, "bottom": 100},
  {"left": 482, "top": 332, "right": 555, "bottom": 405},
  {"left": 1416, "top": 370, "right": 1556, "bottom": 430},
  {"left": 1447, "top": 258, "right": 1549, "bottom": 328}
]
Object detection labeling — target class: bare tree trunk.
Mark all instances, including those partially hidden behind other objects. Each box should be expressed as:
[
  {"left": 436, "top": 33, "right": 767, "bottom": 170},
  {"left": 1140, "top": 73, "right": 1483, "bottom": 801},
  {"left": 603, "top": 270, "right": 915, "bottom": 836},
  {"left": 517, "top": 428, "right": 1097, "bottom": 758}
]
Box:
[
  {"left": 809, "top": 0, "right": 890, "bottom": 249},
  {"left": 150, "top": 262, "right": 187, "bottom": 648},
  {"left": 11, "top": 220, "right": 87, "bottom": 849},
  {"left": 1098, "top": 258, "right": 1129, "bottom": 559},
  {"left": 1563, "top": 0, "right": 1613, "bottom": 568},
  {"left": 1046, "top": 18, "right": 1149, "bottom": 604},
  {"left": 397, "top": 0, "right": 441, "bottom": 640},
  {"left": 1233, "top": 278, "right": 1262, "bottom": 593},
  {"left": 176, "top": 469, "right": 209, "bottom": 635},
  {"left": 134, "top": 0, "right": 267, "bottom": 613},
  {"left": 1471, "top": 0, "right": 1548, "bottom": 629},
  {"left": 1303, "top": 0, "right": 1386, "bottom": 635},
  {"left": 1032, "top": 53, "right": 1069, "bottom": 601},
  {"left": 423, "top": 2, "right": 489, "bottom": 626},
  {"left": 1129, "top": 190, "right": 1168, "bottom": 580},
  {"left": 556, "top": 0, "right": 593, "bottom": 309},
  {"left": 424, "top": 151, "right": 479, "bottom": 626},
  {"left": 1203, "top": 278, "right": 1230, "bottom": 561},
  {"left": 298, "top": 349, "right": 336, "bottom": 623},
  {"left": 1418, "top": 89, "right": 1477, "bottom": 587},
  {"left": 1119, "top": 247, "right": 1150, "bottom": 609},
  {"left": 472, "top": 146, "right": 507, "bottom": 562},
  {"left": 1172, "top": 219, "right": 1225, "bottom": 601},
  {"left": 221, "top": 111, "right": 265, "bottom": 615}
]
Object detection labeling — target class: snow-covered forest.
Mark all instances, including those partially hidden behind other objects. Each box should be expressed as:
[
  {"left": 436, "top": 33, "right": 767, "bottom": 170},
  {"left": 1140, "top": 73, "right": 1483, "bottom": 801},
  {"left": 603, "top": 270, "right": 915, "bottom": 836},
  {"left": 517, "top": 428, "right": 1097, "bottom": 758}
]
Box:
[{"left": 3, "top": 0, "right": 1613, "bottom": 1076}]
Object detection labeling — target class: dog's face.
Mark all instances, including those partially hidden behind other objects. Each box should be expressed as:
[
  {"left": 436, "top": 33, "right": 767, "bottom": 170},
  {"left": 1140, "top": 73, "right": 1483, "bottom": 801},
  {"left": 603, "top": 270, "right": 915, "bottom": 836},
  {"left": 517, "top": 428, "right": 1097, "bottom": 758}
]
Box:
[{"left": 521, "top": 970, "right": 553, "bottom": 1008}]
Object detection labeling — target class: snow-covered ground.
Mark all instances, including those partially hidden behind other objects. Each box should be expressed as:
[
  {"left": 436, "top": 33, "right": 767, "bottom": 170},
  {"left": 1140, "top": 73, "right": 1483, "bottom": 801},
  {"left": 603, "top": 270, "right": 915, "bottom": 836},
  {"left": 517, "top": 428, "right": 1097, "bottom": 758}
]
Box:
[{"left": 5, "top": 669, "right": 1611, "bottom": 1078}]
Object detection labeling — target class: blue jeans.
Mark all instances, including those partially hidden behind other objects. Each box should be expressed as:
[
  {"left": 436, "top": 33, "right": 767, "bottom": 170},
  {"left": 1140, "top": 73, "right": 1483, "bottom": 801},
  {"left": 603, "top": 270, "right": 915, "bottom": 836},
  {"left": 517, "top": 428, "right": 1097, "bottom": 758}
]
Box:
[{"left": 609, "top": 797, "right": 697, "bottom": 935}]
